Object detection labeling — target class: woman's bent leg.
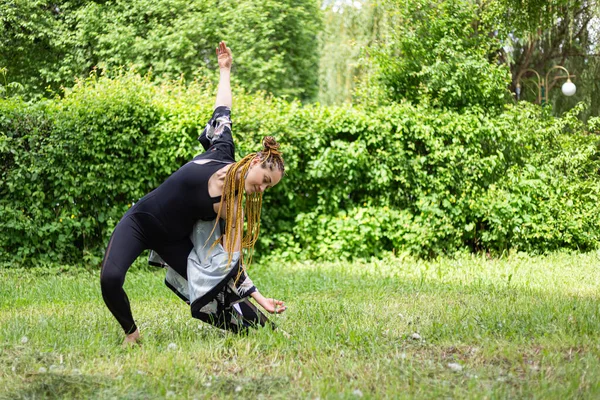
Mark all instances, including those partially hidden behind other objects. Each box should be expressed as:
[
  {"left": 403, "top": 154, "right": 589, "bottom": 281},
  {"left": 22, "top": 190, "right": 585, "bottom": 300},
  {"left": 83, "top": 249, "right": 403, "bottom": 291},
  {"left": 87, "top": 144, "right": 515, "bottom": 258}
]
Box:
[{"left": 100, "top": 216, "right": 147, "bottom": 334}]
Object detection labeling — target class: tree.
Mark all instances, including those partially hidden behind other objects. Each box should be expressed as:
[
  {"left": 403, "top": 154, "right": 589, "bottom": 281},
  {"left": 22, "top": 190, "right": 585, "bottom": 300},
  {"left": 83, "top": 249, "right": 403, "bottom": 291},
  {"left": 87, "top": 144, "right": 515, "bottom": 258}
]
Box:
[
  {"left": 365, "top": 0, "right": 511, "bottom": 110},
  {"left": 317, "top": 1, "right": 387, "bottom": 105},
  {"left": 504, "top": 0, "right": 600, "bottom": 118},
  {"left": 0, "top": 0, "right": 322, "bottom": 100}
]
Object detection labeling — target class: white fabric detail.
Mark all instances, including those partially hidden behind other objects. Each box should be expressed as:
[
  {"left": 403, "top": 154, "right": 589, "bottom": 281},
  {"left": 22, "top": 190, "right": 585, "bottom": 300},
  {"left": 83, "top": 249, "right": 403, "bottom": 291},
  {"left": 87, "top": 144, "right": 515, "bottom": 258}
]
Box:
[
  {"left": 186, "top": 220, "right": 240, "bottom": 305},
  {"left": 233, "top": 303, "right": 242, "bottom": 315},
  {"left": 165, "top": 267, "right": 190, "bottom": 300},
  {"left": 205, "top": 115, "right": 232, "bottom": 143}
]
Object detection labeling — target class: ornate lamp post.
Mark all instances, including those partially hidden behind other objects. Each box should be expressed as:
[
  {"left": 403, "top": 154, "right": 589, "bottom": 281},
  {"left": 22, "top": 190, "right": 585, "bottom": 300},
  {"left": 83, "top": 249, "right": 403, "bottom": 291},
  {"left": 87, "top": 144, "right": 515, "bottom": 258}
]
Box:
[{"left": 515, "top": 65, "right": 576, "bottom": 104}]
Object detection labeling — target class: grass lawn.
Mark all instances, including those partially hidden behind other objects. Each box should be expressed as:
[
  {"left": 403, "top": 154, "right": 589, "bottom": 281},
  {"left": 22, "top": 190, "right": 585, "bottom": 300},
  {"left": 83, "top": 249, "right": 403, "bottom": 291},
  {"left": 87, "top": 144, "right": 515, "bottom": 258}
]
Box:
[{"left": 1, "top": 251, "right": 600, "bottom": 399}]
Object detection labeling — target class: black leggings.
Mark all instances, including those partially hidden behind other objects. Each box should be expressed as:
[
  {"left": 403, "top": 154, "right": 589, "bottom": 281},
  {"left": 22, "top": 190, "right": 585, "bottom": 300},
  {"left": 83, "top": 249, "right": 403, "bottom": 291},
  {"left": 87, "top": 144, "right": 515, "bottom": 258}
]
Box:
[
  {"left": 100, "top": 213, "right": 193, "bottom": 334},
  {"left": 194, "top": 300, "right": 272, "bottom": 334}
]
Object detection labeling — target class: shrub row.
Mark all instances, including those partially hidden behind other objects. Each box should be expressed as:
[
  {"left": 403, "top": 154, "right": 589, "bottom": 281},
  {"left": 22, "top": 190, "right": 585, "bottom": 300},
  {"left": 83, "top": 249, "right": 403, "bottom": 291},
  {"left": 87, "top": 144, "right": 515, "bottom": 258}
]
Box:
[{"left": 1, "top": 74, "right": 599, "bottom": 265}]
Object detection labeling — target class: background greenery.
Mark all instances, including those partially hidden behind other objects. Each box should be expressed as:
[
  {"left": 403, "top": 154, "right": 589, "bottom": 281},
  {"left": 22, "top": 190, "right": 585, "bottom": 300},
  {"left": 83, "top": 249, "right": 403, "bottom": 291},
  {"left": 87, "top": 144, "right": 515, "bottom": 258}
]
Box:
[
  {"left": 0, "top": 0, "right": 321, "bottom": 100},
  {"left": 1, "top": 0, "right": 600, "bottom": 265},
  {"left": 2, "top": 4, "right": 599, "bottom": 399}
]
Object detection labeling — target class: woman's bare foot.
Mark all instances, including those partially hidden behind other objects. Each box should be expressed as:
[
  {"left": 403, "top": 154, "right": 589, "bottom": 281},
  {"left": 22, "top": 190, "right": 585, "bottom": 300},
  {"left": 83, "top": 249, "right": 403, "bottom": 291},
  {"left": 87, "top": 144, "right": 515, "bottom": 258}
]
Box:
[{"left": 122, "top": 328, "right": 141, "bottom": 347}]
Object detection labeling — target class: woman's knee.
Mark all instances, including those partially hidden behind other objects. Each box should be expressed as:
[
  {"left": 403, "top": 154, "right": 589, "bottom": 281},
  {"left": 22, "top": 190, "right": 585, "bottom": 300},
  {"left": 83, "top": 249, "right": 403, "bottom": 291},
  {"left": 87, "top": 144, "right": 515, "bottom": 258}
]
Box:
[{"left": 100, "top": 259, "right": 126, "bottom": 290}]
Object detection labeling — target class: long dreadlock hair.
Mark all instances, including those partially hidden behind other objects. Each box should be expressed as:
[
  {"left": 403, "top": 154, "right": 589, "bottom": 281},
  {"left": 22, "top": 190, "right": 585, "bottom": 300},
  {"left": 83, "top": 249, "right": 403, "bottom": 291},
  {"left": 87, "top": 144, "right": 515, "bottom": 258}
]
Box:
[{"left": 207, "top": 136, "right": 285, "bottom": 279}]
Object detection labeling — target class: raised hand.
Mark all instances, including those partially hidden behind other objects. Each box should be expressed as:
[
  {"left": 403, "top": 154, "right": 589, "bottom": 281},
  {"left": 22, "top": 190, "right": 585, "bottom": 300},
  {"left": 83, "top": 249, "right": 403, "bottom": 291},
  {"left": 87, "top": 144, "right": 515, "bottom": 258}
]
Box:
[{"left": 216, "top": 41, "right": 233, "bottom": 70}]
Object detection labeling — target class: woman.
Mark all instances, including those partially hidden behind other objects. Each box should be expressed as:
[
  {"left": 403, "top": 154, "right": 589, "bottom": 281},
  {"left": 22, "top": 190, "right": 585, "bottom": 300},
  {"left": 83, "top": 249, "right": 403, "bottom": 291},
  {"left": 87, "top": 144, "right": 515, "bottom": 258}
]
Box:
[{"left": 100, "top": 42, "right": 286, "bottom": 346}]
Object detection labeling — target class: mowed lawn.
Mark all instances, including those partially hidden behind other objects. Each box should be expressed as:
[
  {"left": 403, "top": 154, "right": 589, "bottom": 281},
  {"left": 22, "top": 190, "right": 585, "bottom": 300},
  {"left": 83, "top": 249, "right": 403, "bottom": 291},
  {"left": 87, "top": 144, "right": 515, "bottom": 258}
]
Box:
[{"left": 1, "top": 251, "right": 600, "bottom": 399}]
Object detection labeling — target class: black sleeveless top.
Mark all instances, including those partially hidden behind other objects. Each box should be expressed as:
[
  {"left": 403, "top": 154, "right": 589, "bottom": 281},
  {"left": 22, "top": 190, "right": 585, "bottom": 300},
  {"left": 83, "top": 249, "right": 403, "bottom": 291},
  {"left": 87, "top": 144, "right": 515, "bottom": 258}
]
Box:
[{"left": 129, "top": 106, "right": 235, "bottom": 243}]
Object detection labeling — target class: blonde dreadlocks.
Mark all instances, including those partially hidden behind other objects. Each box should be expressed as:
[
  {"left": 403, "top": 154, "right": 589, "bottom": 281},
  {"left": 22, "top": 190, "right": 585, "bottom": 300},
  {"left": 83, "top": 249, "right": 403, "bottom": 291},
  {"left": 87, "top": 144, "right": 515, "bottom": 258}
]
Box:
[{"left": 208, "top": 136, "right": 284, "bottom": 277}]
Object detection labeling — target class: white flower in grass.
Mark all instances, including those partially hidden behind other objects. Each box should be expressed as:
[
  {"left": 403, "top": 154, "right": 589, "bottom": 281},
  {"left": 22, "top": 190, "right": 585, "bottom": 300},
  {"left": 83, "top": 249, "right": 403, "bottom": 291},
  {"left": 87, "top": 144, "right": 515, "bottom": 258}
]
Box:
[
  {"left": 410, "top": 332, "right": 421, "bottom": 340},
  {"left": 235, "top": 386, "right": 242, "bottom": 393},
  {"left": 447, "top": 362, "right": 463, "bottom": 372},
  {"left": 352, "top": 389, "right": 363, "bottom": 397},
  {"left": 167, "top": 343, "right": 177, "bottom": 351},
  {"left": 20, "top": 336, "right": 28, "bottom": 344}
]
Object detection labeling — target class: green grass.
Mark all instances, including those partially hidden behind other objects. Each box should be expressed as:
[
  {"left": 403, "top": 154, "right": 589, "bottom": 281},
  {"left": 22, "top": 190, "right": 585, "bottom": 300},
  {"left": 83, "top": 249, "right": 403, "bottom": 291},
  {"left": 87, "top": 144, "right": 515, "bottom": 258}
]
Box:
[{"left": 1, "top": 251, "right": 600, "bottom": 399}]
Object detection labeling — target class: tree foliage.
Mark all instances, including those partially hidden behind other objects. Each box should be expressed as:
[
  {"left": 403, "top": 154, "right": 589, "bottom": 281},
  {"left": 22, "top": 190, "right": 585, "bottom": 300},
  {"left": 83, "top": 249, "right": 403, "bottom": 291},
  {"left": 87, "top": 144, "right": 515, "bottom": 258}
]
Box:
[
  {"left": 0, "top": 0, "right": 321, "bottom": 100},
  {"left": 368, "top": 0, "right": 511, "bottom": 110},
  {"left": 505, "top": 0, "right": 600, "bottom": 118},
  {"left": 317, "top": 1, "right": 387, "bottom": 104},
  {"left": 318, "top": 0, "right": 599, "bottom": 117}
]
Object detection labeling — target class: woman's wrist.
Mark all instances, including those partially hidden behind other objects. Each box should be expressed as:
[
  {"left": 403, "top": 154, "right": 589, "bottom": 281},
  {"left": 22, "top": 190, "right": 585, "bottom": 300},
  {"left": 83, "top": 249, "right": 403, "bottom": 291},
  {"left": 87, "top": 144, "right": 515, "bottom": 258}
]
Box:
[
  {"left": 251, "top": 291, "right": 269, "bottom": 308},
  {"left": 250, "top": 291, "right": 263, "bottom": 301}
]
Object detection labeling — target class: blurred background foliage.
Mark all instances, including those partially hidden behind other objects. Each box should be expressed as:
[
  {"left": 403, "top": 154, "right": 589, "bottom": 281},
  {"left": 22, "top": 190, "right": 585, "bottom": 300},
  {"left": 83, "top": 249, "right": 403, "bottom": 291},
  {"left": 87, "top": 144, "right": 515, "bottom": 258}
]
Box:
[
  {"left": 0, "top": 0, "right": 321, "bottom": 100},
  {"left": 1, "top": 0, "right": 600, "bottom": 264}
]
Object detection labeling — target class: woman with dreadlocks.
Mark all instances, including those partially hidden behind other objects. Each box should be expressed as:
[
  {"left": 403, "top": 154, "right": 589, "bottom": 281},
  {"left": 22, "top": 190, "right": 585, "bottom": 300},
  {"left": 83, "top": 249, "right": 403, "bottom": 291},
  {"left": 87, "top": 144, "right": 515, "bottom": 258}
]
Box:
[{"left": 100, "top": 41, "right": 286, "bottom": 346}]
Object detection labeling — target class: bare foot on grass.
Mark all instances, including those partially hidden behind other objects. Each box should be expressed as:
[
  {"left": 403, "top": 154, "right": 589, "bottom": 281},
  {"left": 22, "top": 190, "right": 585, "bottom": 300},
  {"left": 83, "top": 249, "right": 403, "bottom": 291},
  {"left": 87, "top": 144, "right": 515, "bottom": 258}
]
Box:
[{"left": 122, "top": 328, "right": 141, "bottom": 348}]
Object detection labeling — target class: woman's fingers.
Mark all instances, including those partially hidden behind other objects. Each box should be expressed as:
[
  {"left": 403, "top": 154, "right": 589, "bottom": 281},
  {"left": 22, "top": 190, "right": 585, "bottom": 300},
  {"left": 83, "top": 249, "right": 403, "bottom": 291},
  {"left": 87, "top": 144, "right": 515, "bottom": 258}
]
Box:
[
  {"left": 272, "top": 299, "right": 286, "bottom": 313},
  {"left": 216, "top": 42, "right": 232, "bottom": 59}
]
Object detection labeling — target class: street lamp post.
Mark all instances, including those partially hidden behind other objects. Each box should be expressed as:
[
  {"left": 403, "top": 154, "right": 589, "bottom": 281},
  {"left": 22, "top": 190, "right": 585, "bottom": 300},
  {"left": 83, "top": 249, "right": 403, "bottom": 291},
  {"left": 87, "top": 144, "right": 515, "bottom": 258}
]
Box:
[{"left": 515, "top": 65, "right": 576, "bottom": 104}]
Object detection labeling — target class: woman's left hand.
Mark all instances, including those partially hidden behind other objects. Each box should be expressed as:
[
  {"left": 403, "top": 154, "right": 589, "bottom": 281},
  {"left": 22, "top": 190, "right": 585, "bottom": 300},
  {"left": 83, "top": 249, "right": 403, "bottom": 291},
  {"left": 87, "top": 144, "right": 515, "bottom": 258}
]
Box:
[
  {"left": 262, "top": 298, "right": 287, "bottom": 314},
  {"left": 251, "top": 291, "right": 287, "bottom": 314}
]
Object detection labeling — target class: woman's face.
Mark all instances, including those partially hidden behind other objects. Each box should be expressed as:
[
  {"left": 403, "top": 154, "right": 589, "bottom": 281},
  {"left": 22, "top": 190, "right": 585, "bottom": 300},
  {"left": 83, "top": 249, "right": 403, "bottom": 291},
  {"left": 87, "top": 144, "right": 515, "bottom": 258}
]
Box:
[{"left": 244, "top": 158, "right": 283, "bottom": 194}]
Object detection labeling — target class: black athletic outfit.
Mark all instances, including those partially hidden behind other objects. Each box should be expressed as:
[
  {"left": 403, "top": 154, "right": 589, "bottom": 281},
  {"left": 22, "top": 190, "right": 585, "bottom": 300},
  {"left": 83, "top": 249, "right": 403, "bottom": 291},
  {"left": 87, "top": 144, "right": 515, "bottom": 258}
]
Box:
[{"left": 100, "top": 107, "right": 235, "bottom": 334}]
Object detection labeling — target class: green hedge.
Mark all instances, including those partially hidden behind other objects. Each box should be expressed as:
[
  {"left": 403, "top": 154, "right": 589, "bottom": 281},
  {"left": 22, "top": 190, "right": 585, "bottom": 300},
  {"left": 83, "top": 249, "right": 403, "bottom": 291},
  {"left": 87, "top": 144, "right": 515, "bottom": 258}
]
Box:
[{"left": 2, "top": 74, "right": 600, "bottom": 265}]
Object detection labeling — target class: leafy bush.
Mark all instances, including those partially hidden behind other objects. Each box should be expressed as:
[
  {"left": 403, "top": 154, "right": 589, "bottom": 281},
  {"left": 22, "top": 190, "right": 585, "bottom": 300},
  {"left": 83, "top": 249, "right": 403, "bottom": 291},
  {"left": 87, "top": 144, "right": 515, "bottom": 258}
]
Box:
[
  {"left": 1, "top": 75, "right": 162, "bottom": 264},
  {"left": 1, "top": 74, "right": 599, "bottom": 265}
]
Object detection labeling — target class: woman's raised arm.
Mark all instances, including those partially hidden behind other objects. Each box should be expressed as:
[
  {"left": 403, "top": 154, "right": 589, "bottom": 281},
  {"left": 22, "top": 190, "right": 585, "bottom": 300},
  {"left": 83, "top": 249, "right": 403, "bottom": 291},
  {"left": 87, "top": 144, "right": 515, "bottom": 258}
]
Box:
[{"left": 215, "top": 41, "right": 233, "bottom": 109}]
